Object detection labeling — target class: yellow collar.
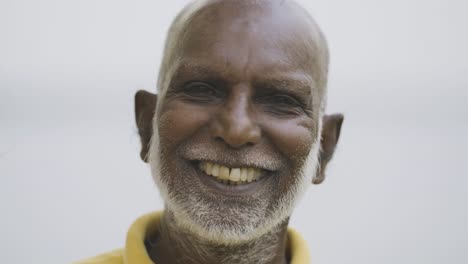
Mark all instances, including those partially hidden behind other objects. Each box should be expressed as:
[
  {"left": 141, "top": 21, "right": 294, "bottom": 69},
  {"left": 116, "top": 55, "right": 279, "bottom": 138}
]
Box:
[{"left": 124, "top": 212, "right": 310, "bottom": 264}]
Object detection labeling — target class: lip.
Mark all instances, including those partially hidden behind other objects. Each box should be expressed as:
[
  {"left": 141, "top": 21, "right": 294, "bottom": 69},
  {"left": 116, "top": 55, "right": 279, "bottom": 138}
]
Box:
[{"left": 190, "top": 160, "right": 271, "bottom": 197}]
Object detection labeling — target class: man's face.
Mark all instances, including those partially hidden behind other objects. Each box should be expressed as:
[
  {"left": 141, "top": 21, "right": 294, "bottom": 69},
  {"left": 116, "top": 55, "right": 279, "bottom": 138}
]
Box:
[{"left": 149, "top": 3, "right": 323, "bottom": 244}]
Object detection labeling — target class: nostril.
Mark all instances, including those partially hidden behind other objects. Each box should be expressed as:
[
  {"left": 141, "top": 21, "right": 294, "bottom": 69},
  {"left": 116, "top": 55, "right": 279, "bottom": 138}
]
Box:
[
  {"left": 214, "top": 136, "right": 224, "bottom": 143},
  {"left": 212, "top": 126, "right": 261, "bottom": 148},
  {"left": 245, "top": 142, "right": 255, "bottom": 147}
]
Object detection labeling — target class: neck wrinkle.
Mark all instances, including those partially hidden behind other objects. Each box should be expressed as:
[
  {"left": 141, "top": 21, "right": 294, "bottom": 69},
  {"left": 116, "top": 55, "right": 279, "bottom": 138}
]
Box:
[{"left": 147, "top": 209, "right": 289, "bottom": 264}]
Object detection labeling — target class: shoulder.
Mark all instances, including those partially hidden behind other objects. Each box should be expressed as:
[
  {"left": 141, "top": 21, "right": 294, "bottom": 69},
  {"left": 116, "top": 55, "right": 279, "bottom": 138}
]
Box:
[{"left": 72, "top": 249, "right": 124, "bottom": 264}]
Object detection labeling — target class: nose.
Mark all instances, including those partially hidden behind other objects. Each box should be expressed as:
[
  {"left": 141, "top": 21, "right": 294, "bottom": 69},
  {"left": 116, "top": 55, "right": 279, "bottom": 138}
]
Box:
[{"left": 210, "top": 90, "right": 261, "bottom": 148}]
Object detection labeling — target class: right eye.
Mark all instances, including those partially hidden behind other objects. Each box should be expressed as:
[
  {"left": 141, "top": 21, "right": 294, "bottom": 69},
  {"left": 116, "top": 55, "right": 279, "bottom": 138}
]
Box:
[{"left": 180, "top": 82, "right": 221, "bottom": 102}]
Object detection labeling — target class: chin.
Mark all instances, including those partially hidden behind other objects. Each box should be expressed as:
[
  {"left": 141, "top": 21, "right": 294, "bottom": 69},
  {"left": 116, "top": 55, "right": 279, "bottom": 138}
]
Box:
[{"left": 167, "top": 197, "right": 273, "bottom": 245}]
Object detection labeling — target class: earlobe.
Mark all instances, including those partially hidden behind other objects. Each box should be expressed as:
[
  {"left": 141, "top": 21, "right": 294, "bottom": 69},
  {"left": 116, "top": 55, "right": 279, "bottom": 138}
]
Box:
[
  {"left": 313, "top": 113, "right": 344, "bottom": 184},
  {"left": 135, "top": 90, "right": 157, "bottom": 163}
]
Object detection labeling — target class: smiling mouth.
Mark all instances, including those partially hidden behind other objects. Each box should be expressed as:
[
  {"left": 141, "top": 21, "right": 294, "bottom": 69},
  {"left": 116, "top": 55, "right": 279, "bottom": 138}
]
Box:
[{"left": 198, "top": 161, "right": 265, "bottom": 185}]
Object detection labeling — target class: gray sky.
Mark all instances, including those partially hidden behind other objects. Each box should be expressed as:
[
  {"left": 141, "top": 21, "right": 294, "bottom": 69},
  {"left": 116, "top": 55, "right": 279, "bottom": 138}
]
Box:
[{"left": 1, "top": 0, "right": 467, "bottom": 263}]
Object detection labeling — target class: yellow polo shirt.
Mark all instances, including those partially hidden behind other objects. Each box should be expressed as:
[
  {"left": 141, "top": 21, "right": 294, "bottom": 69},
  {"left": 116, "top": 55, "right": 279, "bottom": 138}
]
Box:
[{"left": 75, "top": 212, "right": 310, "bottom": 264}]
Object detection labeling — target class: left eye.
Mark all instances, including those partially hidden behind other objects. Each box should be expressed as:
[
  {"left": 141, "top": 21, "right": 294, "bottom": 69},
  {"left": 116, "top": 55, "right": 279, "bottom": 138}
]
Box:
[
  {"left": 269, "top": 95, "right": 301, "bottom": 106},
  {"left": 258, "top": 94, "right": 306, "bottom": 116}
]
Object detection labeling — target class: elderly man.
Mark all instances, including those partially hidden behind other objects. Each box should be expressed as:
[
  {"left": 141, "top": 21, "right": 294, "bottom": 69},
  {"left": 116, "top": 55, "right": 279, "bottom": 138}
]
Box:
[{"left": 77, "top": 0, "right": 343, "bottom": 263}]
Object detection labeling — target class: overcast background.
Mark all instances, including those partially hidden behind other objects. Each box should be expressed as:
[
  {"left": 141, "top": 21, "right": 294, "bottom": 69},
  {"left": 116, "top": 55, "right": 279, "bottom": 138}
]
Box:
[{"left": 1, "top": 0, "right": 467, "bottom": 263}]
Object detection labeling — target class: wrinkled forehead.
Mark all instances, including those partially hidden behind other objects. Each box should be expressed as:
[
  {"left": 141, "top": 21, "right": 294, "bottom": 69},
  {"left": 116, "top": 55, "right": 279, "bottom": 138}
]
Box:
[{"left": 176, "top": 1, "right": 321, "bottom": 76}]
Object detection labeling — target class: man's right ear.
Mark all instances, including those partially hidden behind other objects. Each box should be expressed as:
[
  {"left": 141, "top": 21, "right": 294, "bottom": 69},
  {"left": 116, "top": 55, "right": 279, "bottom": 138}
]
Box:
[{"left": 135, "top": 90, "right": 157, "bottom": 163}]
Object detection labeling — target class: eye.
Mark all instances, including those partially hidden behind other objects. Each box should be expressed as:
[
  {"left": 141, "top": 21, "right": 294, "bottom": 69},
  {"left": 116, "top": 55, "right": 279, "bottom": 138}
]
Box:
[
  {"left": 180, "top": 82, "right": 222, "bottom": 102},
  {"left": 258, "top": 94, "right": 307, "bottom": 116},
  {"left": 270, "top": 95, "right": 301, "bottom": 106}
]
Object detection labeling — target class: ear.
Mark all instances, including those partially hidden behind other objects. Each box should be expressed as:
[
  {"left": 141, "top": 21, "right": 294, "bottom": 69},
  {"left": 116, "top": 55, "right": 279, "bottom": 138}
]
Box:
[
  {"left": 313, "top": 113, "right": 344, "bottom": 184},
  {"left": 135, "top": 90, "right": 157, "bottom": 163}
]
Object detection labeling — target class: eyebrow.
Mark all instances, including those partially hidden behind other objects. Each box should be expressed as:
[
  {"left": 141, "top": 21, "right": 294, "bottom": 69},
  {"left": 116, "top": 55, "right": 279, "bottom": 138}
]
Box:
[{"left": 254, "top": 76, "right": 315, "bottom": 96}]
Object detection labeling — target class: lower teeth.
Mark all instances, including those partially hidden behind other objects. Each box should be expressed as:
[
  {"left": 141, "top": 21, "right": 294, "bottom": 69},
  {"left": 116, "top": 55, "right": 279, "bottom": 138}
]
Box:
[{"left": 217, "top": 178, "right": 246, "bottom": 185}]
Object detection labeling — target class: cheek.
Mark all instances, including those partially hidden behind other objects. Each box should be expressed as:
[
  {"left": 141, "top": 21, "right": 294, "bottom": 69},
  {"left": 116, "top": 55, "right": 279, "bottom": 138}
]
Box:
[
  {"left": 158, "top": 101, "right": 211, "bottom": 147},
  {"left": 261, "top": 117, "right": 318, "bottom": 205},
  {"left": 262, "top": 117, "right": 317, "bottom": 165}
]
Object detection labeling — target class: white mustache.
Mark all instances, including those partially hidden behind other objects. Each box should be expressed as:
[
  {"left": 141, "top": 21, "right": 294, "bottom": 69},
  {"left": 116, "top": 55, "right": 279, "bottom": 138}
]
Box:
[{"left": 178, "top": 143, "right": 285, "bottom": 171}]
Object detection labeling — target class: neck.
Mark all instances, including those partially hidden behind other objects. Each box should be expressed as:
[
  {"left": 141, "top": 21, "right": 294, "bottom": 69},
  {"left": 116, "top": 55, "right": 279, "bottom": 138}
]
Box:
[{"left": 146, "top": 210, "right": 289, "bottom": 264}]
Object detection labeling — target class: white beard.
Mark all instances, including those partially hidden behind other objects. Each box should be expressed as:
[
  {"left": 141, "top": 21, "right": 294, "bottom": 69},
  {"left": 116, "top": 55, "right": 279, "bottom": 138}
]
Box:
[{"left": 148, "top": 119, "right": 322, "bottom": 245}]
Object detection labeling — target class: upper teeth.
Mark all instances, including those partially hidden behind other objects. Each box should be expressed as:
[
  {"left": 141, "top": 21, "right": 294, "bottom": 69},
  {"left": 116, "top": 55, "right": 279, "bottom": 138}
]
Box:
[{"left": 199, "top": 162, "right": 263, "bottom": 184}]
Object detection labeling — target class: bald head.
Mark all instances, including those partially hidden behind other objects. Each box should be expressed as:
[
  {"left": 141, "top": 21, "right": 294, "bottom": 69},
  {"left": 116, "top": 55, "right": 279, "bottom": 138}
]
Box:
[{"left": 156, "top": 0, "right": 329, "bottom": 112}]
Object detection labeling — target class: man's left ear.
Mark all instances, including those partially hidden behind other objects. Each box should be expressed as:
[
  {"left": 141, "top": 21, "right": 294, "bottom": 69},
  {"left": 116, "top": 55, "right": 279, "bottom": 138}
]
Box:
[
  {"left": 135, "top": 90, "right": 157, "bottom": 163},
  {"left": 313, "top": 113, "right": 344, "bottom": 184}
]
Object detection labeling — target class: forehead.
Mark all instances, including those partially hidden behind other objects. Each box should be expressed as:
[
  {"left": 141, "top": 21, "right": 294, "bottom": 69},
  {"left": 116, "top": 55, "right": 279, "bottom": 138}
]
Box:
[{"left": 173, "top": 1, "right": 320, "bottom": 86}]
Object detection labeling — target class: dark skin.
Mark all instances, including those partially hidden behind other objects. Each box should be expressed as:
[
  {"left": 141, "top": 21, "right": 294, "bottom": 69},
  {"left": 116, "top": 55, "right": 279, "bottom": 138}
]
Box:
[{"left": 135, "top": 1, "right": 343, "bottom": 263}]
